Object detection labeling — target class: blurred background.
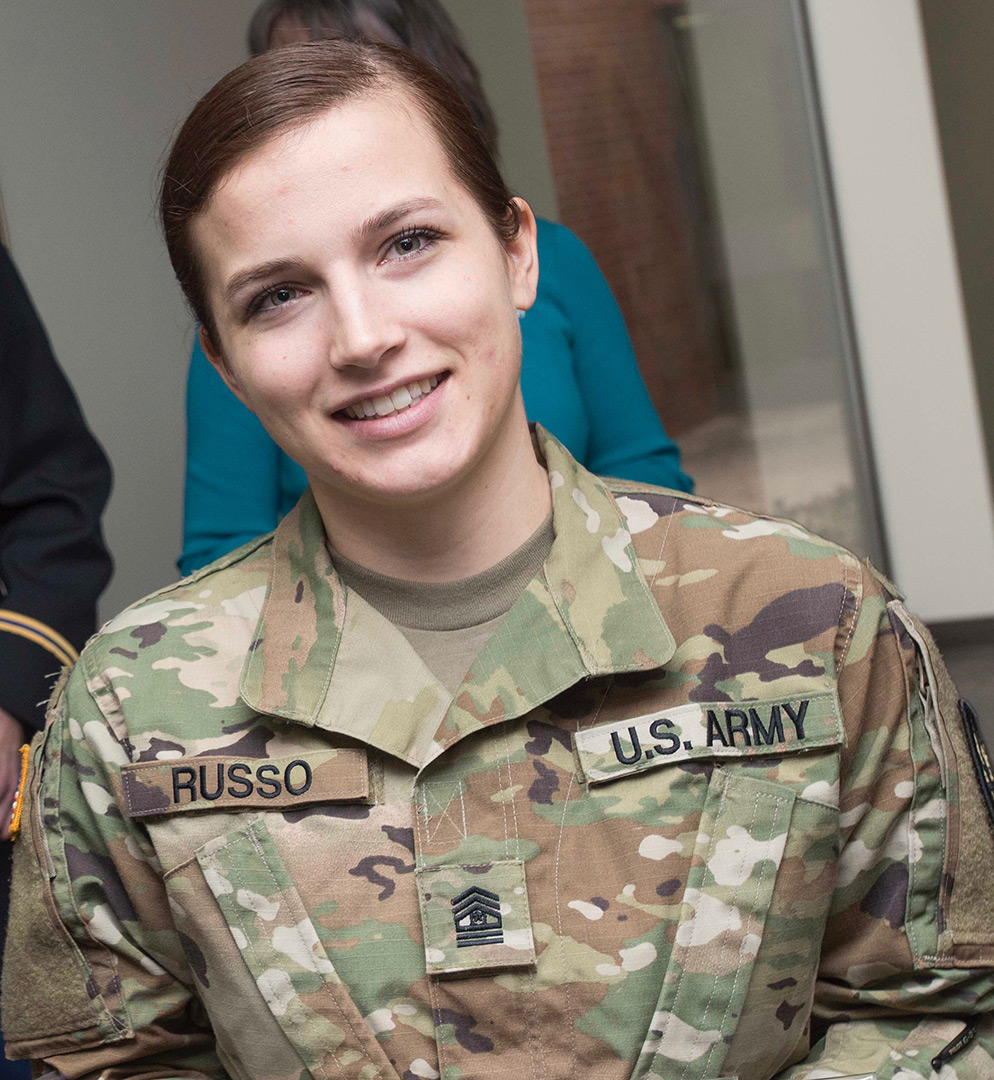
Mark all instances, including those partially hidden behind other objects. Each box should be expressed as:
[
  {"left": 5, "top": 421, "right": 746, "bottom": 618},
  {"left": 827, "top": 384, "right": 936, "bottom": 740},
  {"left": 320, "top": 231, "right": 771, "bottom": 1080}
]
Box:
[{"left": 0, "top": 0, "right": 990, "bottom": 716}]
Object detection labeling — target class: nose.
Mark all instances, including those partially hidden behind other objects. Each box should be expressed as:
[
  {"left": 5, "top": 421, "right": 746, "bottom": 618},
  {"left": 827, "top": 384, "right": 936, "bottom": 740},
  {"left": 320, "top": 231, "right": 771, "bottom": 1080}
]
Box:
[{"left": 327, "top": 281, "right": 404, "bottom": 371}]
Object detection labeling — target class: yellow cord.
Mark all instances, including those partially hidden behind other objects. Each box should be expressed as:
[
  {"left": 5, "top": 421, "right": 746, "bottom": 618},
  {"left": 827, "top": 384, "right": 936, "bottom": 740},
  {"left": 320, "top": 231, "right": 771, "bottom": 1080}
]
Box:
[{"left": 9, "top": 743, "right": 30, "bottom": 841}]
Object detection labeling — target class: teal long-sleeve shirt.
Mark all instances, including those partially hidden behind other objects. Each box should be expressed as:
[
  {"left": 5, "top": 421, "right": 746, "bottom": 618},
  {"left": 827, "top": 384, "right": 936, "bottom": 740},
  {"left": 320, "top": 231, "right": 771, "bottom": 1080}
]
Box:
[{"left": 180, "top": 219, "right": 692, "bottom": 575}]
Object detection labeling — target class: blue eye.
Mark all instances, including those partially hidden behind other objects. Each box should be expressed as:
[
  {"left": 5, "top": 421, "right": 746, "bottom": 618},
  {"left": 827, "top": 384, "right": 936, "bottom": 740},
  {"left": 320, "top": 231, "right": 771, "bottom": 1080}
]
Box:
[
  {"left": 394, "top": 234, "right": 424, "bottom": 255},
  {"left": 247, "top": 284, "right": 302, "bottom": 319},
  {"left": 386, "top": 226, "right": 441, "bottom": 262},
  {"left": 267, "top": 286, "right": 297, "bottom": 307}
]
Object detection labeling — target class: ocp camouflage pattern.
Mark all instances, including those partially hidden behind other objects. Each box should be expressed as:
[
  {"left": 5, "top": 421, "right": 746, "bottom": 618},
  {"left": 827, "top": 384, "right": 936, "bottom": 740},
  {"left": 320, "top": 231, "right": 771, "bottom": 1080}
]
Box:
[{"left": 4, "top": 428, "right": 994, "bottom": 1080}]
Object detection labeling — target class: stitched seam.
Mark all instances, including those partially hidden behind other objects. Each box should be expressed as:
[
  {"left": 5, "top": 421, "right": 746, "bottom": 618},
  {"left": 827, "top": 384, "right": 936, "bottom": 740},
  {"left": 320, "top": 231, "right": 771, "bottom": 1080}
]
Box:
[
  {"left": 416, "top": 784, "right": 429, "bottom": 854},
  {"left": 122, "top": 774, "right": 137, "bottom": 817},
  {"left": 558, "top": 681, "right": 612, "bottom": 1079},
  {"left": 895, "top": 614, "right": 949, "bottom": 963},
  {"left": 123, "top": 760, "right": 367, "bottom": 817},
  {"left": 421, "top": 782, "right": 466, "bottom": 846},
  {"left": 425, "top": 961, "right": 444, "bottom": 1079},
  {"left": 647, "top": 496, "right": 677, "bottom": 591},
  {"left": 503, "top": 728, "right": 521, "bottom": 862},
  {"left": 196, "top": 842, "right": 338, "bottom": 1072},
  {"left": 245, "top": 826, "right": 377, "bottom": 1079},
  {"left": 699, "top": 789, "right": 787, "bottom": 1079},
  {"left": 686, "top": 778, "right": 745, "bottom": 1080},
  {"left": 418, "top": 861, "right": 532, "bottom": 958},
  {"left": 655, "top": 773, "right": 728, "bottom": 1080},
  {"left": 497, "top": 732, "right": 511, "bottom": 858},
  {"left": 50, "top": 720, "right": 135, "bottom": 1036},
  {"left": 904, "top": 631, "right": 923, "bottom": 961},
  {"left": 555, "top": 770, "right": 580, "bottom": 1080},
  {"left": 410, "top": 775, "right": 447, "bottom": 1080},
  {"left": 240, "top": 833, "right": 338, "bottom": 1080},
  {"left": 836, "top": 555, "right": 861, "bottom": 672}
]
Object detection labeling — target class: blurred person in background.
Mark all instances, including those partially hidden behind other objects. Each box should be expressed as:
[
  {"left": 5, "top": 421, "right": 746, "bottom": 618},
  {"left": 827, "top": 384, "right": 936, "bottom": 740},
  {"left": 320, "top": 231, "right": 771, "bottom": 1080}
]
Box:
[
  {"left": 179, "top": 0, "right": 692, "bottom": 576},
  {"left": 0, "top": 243, "right": 112, "bottom": 1077}
]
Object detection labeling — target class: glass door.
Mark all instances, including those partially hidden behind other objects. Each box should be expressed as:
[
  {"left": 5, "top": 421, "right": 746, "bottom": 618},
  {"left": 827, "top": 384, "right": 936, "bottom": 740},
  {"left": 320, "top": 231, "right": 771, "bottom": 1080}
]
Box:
[{"left": 658, "top": 0, "right": 886, "bottom": 562}]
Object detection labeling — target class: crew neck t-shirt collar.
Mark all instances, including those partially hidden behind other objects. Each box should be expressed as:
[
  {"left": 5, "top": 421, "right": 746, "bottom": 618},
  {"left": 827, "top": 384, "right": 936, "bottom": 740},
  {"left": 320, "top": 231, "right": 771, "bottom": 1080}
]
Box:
[{"left": 329, "top": 514, "right": 555, "bottom": 632}]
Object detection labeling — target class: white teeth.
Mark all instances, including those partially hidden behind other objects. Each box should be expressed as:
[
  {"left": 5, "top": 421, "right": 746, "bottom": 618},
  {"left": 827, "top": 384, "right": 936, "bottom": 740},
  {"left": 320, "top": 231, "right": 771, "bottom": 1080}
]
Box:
[{"left": 344, "top": 375, "right": 442, "bottom": 420}]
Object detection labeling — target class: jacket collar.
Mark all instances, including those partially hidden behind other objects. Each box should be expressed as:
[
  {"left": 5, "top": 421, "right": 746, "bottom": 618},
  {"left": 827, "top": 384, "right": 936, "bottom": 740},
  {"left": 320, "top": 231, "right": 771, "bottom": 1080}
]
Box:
[{"left": 239, "top": 427, "right": 675, "bottom": 767}]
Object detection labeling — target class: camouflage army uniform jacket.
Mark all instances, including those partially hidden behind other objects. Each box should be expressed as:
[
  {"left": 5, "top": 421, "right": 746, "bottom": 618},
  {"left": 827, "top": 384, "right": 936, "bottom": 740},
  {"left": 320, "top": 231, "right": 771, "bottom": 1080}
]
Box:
[{"left": 5, "top": 428, "right": 994, "bottom": 1080}]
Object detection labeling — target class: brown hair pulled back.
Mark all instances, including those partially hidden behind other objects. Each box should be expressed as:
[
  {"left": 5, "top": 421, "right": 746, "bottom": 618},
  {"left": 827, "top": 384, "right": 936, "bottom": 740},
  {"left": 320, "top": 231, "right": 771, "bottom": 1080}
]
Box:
[
  {"left": 246, "top": 0, "right": 499, "bottom": 156},
  {"left": 159, "top": 38, "right": 519, "bottom": 346}
]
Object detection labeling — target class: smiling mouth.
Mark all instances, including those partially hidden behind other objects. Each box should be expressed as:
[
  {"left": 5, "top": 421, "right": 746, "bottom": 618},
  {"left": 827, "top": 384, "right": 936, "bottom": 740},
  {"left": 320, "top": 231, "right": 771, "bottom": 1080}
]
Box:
[{"left": 339, "top": 374, "right": 446, "bottom": 420}]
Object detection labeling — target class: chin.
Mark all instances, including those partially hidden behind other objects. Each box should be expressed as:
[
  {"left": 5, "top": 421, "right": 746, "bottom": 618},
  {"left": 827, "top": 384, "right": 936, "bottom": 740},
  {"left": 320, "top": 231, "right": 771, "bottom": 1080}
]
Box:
[
  {"left": 359, "top": 461, "right": 471, "bottom": 504},
  {"left": 312, "top": 445, "right": 473, "bottom": 506}
]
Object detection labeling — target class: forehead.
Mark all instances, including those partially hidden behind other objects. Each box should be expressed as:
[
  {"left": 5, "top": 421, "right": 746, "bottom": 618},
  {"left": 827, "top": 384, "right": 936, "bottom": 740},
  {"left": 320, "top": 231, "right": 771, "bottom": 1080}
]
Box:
[{"left": 204, "top": 88, "right": 461, "bottom": 230}]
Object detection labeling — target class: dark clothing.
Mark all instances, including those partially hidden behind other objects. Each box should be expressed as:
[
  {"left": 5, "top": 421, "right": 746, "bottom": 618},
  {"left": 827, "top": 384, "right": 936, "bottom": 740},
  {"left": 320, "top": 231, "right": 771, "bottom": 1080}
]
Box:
[{"left": 0, "top": 247, "right": 112, "bottom": 730}]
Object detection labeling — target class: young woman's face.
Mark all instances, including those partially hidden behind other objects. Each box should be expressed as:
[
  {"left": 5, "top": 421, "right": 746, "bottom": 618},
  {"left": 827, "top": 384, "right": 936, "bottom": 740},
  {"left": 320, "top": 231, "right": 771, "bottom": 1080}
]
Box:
[{"left": 194, "top": 90, "right": 538, "bottom": 507}]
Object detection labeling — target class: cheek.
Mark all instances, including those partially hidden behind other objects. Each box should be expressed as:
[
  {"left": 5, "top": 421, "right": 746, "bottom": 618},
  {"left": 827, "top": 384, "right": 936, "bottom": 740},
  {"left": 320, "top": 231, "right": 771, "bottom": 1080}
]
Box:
[
  {"left": 424, "top": 250, "right": 514, "bottom": 340},
  {"left": 233, "top": 337, "right": 324, "bottom": 410}
]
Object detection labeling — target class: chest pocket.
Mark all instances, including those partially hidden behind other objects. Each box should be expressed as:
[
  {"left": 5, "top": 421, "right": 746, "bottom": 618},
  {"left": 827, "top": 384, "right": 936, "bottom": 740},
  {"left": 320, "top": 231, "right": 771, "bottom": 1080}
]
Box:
[
  {"left": 143, "top": 744, "right": 401, "bottom": 1080},
  {"left": 575, "top": 692, "right": 842, "bottom": 1080},
  {"left": 196, "top": 819, "right": 400, "bottom": 1080},
  {"left": 634, "top": 768, "right": 793, "bottom": 1080}
]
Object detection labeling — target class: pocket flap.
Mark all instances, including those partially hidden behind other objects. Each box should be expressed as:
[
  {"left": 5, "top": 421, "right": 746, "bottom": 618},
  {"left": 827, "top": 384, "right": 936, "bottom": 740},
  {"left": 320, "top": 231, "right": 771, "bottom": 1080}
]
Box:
[
  {"left": 576, "top": 691, "right": 842, "bottom": 784},
  {"left": 196, "top": 820, "right": 398, "bottom": 1080},
  {"left": 417, "top": 860, "right": 536, "bottom": 976},
  {"left": 635, "top": 770, "right": 795, "bottom": 1080}
]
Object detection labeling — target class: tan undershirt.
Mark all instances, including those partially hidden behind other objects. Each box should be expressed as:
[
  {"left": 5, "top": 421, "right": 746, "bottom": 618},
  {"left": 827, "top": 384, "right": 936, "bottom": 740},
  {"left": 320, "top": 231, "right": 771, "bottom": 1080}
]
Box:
[{"left": 331, "top": 514, "right": 554, "bottom": 695}]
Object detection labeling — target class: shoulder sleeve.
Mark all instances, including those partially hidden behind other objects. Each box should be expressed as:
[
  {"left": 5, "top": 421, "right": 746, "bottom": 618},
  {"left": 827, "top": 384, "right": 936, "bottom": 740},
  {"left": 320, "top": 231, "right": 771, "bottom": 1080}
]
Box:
[
  {"left": 1, "top": 662, "right": 225, "bottom": 1080},
  {"left": 0, "top": 249, "right": 112, "bottom": 728},
  {"left": 781, "top": 562, "right": 994, "bottom": 1080},
  {"left": 537, "top": 221, "right": 692, "bottom": 491},
  {"left": 180, "top": 335, "right": 283, "bottom": 576}
]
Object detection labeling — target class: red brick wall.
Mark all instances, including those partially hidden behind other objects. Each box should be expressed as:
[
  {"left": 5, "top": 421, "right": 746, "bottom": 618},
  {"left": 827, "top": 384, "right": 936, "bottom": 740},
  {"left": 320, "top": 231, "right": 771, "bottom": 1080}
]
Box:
[{"left": 522, "top": 0, "right": 718, "bottom": 435}]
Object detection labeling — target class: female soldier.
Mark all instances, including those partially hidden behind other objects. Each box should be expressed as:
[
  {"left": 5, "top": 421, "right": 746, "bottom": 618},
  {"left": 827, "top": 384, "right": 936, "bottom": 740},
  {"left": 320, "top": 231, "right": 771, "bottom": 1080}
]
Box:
[
  {"left": 179, "top": 0, "right": 692, "bottom": 577},
  {"left": 5, "top": 39, "right": 994, "bottom": 1080}
]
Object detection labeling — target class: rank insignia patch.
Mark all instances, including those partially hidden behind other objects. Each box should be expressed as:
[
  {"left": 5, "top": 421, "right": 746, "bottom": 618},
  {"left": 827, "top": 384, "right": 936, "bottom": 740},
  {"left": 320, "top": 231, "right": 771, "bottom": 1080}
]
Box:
[
  {"left": 418, "top": 860, "right": 535, "bottom": 976},
  {"left": 452, "top": 886, "right": 503, "bottom": 947}
]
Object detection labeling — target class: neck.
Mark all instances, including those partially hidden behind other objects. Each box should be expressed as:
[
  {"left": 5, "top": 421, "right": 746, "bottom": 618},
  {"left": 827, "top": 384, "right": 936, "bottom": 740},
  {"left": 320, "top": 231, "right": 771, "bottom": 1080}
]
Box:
[{"left": 312, "top": 409, "right": 552, "bottom": 582}]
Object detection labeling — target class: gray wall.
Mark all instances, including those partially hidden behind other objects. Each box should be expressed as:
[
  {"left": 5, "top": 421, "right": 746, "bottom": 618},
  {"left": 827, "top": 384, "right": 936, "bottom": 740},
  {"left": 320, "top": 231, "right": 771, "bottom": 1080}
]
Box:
[
  {"left": 0, "top": 2, "right": 275, "bottom": 617},
  {"left": 440, "top": 0, "right": 557, "bottom": 220},
  {"left": 919, "top": 0, "right": 994, "bottom": 492}
]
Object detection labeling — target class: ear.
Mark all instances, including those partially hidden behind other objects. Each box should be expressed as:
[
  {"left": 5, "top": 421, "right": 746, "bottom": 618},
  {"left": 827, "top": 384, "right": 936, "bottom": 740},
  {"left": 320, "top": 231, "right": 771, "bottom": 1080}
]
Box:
[
  {"left": 199, "top": 325, "right": 249, "bottom": 408},
  {"left": 505, "top": 198, "right": 539, "bottom": 313}
]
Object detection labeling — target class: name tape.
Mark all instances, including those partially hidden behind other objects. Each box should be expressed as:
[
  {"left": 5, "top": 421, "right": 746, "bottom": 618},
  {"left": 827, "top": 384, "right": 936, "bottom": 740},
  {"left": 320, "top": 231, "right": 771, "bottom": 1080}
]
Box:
[
  {"left": 121, "top": 748, "right": 368, "bottom": 817},
  {"left": 575, "top": 691, "right": 841, "bottom": 784}
]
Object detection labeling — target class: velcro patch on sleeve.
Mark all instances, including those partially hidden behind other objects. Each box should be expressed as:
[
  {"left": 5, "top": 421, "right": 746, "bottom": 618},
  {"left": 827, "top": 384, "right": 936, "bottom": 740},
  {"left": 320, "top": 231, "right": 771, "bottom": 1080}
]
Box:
[
  {"left": 121, "top": 749, "right": 368, "bottom": 817},
  {"left": 960, "top": 699, "right": 994, "bottom": 836},
  {"left": 418, "top": 860, "right": 535, "bottom": 976},
  {"left": 576, "top": 691, "right": 842, "bottom": 784}
]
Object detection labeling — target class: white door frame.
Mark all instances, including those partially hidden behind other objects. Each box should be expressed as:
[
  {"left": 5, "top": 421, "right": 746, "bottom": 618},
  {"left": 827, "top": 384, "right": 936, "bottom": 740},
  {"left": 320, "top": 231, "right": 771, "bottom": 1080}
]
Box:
[{"left": 805, "top": 0, "right": 994, "bottom": 621}]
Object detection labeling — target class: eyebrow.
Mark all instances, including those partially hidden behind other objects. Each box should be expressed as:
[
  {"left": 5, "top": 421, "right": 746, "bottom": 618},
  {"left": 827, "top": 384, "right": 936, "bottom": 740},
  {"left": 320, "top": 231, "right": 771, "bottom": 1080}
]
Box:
[
  {"left": 351, "top": 196, "right": 446, "bottom": 244},
  {"left": 223, "top": 257, "right": 311, "bottom": 307},
  {"left": 221, "top": 197, "right": 446, "bottom": 307}
]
